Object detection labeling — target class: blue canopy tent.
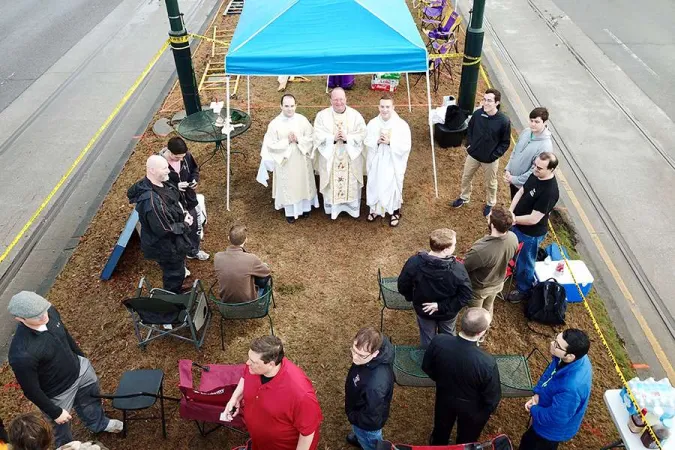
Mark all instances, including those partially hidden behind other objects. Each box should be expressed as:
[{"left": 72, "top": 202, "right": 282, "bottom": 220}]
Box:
[{"left": 222, "top": 0, "right": 438, "bottom": 210}]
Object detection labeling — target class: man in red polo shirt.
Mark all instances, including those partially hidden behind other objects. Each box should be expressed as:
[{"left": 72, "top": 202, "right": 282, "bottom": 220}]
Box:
[{"left": 223, "top": 336, "right": 323, "bottom": 450}]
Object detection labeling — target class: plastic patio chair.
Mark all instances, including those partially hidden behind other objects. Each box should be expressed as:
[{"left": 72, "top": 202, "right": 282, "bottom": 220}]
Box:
[
  {"left": 208, "top": 279, "right": 276, "bottom": 350},
  {"left": 94, "top": 369, "right": 180, "bottom": 438},
  {"left": 378, "top": 268, "right": 412, "bottom": 334},
  {"left": 122, "top": 277, "right": 212, "bottom": 350}
]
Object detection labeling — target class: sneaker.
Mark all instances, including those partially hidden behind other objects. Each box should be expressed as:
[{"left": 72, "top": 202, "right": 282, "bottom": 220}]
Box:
[
  {"left": 184, "top": 267, "right": 191, "bottom": 278},
  {"left": 346, "top": 433, "right": 362, "bottom": 448},
  {"left": 507, "top": 290, "right": 526, "bottom": 304},
  {"left": 483, "top": 204, "right": 493, "bottom": 217},
  {"left": 187, "top": 250, "right": 210, "bottom": 261},
  {"left": 104, "top": 419, "right": 124, "bottom": 433},
  {"left": 451, "top": 198, "right": 468, "bottom": 208}
]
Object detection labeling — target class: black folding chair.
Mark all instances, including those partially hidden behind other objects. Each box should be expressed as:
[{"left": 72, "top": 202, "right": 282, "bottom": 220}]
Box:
[{"left": 95, "top": 369, "right": 179, "bottom": 438}]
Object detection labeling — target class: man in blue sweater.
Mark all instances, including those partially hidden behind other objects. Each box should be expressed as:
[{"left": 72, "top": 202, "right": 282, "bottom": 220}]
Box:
[{"left": 520, "top": 328, "right": 592, "bottom": 450}]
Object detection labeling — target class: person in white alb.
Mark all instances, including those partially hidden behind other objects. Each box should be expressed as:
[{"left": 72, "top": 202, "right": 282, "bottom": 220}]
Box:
[
  {"left": 364, "top": 95, "right": 412, "bottom": 227},
  {"left": 257, "top": 94, "right": 318, "bottom": 223}
]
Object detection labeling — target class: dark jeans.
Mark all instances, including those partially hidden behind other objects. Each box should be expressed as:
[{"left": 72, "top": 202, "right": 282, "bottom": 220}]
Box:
[
  {"left": 519, "top": 426, "right": 559, "bottom": 450},
  {"left": 158, "top": 258, "right": 186, "bottom": 294},
  {"left": 512, "top": 226, "right": 546, "bottom": 293},
  {"left": 510, "top": 183, "right": 520, "bottom": 199},
  {"left": 186, "top": 207, "right": 201, "bottom": 257},
  {"left": 431, "top": 397, "right": 489, "bottom": 445}
]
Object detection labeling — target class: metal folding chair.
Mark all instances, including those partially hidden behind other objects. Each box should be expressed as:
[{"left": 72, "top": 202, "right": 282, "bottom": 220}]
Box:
[
  {"left": 95, "top": 369, "right": 179, "bottom": 438},
  {"left": 378, "top": 268, "right": 412, "bottom": 334}
]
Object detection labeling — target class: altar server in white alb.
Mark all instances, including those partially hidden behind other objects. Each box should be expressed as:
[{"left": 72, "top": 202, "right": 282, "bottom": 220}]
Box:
[
  {"left": 257, "top": 94, "right": 318, "bottom": 223},
  {"left": 364, "top": 95, "right": 412, "bottom": 227},
  {"left": 313, "top": 87, "right": 367, "bottom": 219}
]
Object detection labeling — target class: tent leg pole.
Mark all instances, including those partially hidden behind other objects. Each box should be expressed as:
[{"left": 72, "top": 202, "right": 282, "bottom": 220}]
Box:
[
  {"left": 425, "top": 69, "right": 438, "bottom": 198},
  {"left": 247, "top": 76, "right": 251, "bottom": 116},
  {"left": 406, "top": 73, "right": 412, "bottom": 112},
  {"left": 326, "top": 76, "right": 330, "bottom": 94},
  {"left": 226, "top": 76, "right": 231, "bottom": 211}
]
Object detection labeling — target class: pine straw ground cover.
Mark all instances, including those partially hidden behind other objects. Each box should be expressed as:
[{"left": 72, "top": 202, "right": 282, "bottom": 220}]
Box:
[{"left": 0, "top": 4, "right": 629, "bottom": 450}]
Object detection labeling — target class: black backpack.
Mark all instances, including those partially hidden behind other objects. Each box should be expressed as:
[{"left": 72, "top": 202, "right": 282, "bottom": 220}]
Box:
[{"left": 525, "top": 278, "right": 567, "bottom": 325}]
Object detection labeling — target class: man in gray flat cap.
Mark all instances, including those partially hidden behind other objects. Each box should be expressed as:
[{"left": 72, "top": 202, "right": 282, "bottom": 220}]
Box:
[{"left": 7, "top": 291, "right": 123, "bottom": 447}]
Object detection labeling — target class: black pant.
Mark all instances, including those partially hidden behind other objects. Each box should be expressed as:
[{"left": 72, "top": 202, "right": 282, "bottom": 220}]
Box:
[
  {"left": 158, "top": 258, "right": 185, "bottom": 294},
  {"left": 518, "top": 426, "right": 559, "bottom": 450},
  {"left": 510, "top": 183, "right": 520, "bottom": 200},
  {"left": 431, "top": 398, "right": 490, "bottom": 445},
  {"left": 186, "top": 207, "right": 201, "bottom": 257}
]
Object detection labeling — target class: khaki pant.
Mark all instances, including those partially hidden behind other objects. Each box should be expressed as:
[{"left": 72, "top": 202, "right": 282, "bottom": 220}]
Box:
[
  {"left": 459, "top": 155, "right": 499, "bottom": 206},
  {"left": 468, "top": 283, "right": 504, "bottom": 319}
]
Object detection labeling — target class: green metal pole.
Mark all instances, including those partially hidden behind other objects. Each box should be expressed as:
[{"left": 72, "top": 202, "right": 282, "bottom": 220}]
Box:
[
  {"left": 458, "top": 0, "right": 486, "bottom": 114},
  {"left": 165, "top": 0, "right": 201, "bottom": 115}
]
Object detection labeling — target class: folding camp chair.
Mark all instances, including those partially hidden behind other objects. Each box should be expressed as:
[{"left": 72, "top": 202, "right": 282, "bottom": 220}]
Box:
[
  {"left": 376, "top": 434, "right": 513, "bottom": 450},
  {"left": 95, "top": 369, "right": 179, "bottom": 438},
  {"left": 425, "top": 10, "right": 461, "bottom": 49},
  {"left": 420, "top": 0, "right": 448, "bottom": 29},
  {"left": 497, "top": 242, "right": 524, "bottom": 301},
  {"left": 178, "top": 359, "right": 248, "bottom": 437},
  {"left": 208, "top": 279, "right": 276, "bottom": 350},
  {"left": 122, "top": 277, "right": 212, "bottom": 350},
  {"left": 428, "top": 41, "right": 457, "bottom": 92},
  {"left": 378, "top": 268, "right": 412, "bottom": 334}
]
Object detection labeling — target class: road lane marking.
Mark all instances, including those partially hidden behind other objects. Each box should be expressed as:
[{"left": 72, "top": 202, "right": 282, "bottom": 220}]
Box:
[{"left": 603, "top": 28, "right": 659, "bottom": 78}]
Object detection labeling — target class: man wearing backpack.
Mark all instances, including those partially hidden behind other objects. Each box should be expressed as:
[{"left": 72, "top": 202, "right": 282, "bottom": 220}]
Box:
[
  {"left": 507, "top": 152, "right": 559, "bottom": 304},
  {"left": 520, "top": 329, "right": 592, "bottom": 449}
]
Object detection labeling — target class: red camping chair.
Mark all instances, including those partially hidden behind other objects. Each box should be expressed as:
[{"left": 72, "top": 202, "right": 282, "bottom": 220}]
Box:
[
  {"left": 497, "top": 241, "right": 524, "bottom": 301},
  {"left": 178, "top": 359, "right": 248, "bottom": 437},
  {"left": 376, "top": 434, "right": 513, "bottom": 450}
]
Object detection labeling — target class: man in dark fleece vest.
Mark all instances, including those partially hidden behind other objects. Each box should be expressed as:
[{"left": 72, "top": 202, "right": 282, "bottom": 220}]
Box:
[
  {"left": 345, "top": 327, "right": 394, "bottom": 450},
  {"left": 452, "top": 88, "right": 511, "bottom": 217},
  {"left": 7, "top": 291, "right": 123, "bottom": 447},
  {"left": 127, "top": 155, "right": 193, "bottom": 293}
]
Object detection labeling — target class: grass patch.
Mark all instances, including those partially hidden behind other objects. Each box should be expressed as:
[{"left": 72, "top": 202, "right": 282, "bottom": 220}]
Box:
[
  {"left": 549, "top": 210, "right": 637, "bottom": 379},
  {"left": 277, "top": 283, "right": 306, "bottom": 296}
]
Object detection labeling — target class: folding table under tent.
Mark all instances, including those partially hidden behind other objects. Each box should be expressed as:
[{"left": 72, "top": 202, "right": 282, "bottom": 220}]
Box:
[{"left": 223, "top": 0, "right": 438, "bottom": 210}]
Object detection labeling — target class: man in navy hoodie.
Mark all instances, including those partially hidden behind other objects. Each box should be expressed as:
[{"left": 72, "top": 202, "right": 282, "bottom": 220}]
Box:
[
  {"left": 520, "top": 328, "right": 592, "bottom": 449},
  {"left": 345, "top": 327, "right": 394, "bottom": 450}
]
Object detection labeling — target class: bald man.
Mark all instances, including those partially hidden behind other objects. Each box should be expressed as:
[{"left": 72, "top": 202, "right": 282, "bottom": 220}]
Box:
[
  {"left": 127, "top": 155, "right": 193, "bottom": 293},
  {"left": 313, "top": 87, "right": 367, "bottom": 219},
  {"left": 422, "top": 308, "right": 501, "bottom": 445}
]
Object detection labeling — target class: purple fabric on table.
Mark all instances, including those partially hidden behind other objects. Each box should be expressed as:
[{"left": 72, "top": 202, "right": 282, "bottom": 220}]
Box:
[{"left": 328, "top": 75, "right": 355, "bottom": 89}]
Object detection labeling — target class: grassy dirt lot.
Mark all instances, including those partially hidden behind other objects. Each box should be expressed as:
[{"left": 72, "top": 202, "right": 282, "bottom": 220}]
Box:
[{"left": 0, "top": 3, "right": 634, "bottom": 449}]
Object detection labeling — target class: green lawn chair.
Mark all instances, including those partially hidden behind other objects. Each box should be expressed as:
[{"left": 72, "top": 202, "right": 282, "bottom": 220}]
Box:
[
  {"left": 378, "top": 268, "right": 413, "bottom": 334},
  {"left": 208, "top": 278, "right": 276, "bottom": 350}
]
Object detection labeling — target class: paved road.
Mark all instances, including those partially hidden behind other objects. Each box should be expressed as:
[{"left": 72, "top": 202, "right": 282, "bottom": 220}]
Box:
[
  {"left": 0, "top": 0, "right": 218, "bottom": 359},
  {"left": 551, "top": 0, "right": 675, "bottom": 121},
  {"left": 0, "top": 0, "right": 125, "bottom": 113}
]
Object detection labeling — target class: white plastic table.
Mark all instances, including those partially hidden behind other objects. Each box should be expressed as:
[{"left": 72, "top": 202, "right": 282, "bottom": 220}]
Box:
[{"left": 602, "top": 389, "right": 674, "bottom": 449}]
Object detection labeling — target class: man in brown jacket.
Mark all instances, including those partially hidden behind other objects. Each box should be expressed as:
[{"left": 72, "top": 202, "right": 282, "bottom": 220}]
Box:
[
  {"left": 214, "top": 225, "right": 271, "bottom": 303},
  {"left": 462, "top": 206, "right": 518, "bottom": 322}
]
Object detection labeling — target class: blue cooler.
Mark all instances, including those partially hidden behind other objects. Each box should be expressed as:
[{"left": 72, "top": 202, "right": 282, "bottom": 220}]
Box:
[{"left": 534, "top": 260, "right": 594, "bottom": 303}]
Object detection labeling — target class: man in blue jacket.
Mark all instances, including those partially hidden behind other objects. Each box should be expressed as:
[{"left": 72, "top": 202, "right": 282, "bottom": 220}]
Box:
[
  {"left": 345, "top": 327, "right": 394, "bottom": 450},
  {"left": 520, "top": 328, "right": 592, "bottom": 449}
]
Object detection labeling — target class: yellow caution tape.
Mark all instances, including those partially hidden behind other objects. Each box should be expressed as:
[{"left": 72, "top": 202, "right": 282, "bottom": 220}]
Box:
[
  {"left": 427, "top": 52, "right": 481, "bottom": 66},
  {"left": 547, "top": 222, "right": 663, "bottom": 449},
  {"left": 188, "top": 33, "right": 231, "bottom": 47},
  {"left": 169, "top": 35, "right": 190, "bottom": 44},
  {"left": 0, "top": 39, "right": 171, "bottom": 265}
]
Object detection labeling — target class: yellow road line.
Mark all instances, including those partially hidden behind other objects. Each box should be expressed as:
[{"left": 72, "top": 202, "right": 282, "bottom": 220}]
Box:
[
  {"left": 0, "top": 39, "right": 170, "bottom": 265},
  {"left": 480, "top": 61, "right": 674, "bottom": 381}
]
